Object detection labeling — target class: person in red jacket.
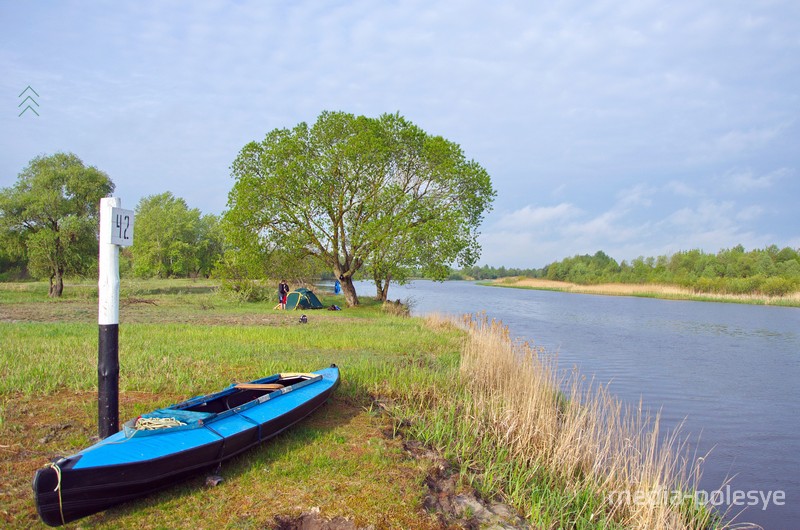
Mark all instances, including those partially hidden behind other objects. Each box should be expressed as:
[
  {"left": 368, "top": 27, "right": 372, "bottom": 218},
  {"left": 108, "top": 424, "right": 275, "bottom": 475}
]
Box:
[{"left": 278, "top": 280, "right": 289, "bottom": 310}]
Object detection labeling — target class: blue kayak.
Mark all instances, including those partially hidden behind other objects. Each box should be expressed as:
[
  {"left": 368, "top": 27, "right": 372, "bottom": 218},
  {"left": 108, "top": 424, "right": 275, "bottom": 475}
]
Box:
[{"left": 33, "top": 365, "right": 340, "bottom": 526}]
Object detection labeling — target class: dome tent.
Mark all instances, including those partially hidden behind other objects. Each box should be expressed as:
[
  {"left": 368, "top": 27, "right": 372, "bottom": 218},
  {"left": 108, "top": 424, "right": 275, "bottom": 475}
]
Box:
[{"left": 285, "top": 288, "right": 324, "bottom": 310}]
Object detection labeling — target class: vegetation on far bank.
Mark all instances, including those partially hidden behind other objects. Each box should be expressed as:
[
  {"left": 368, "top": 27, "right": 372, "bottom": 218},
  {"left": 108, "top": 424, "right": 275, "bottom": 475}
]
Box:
[
  {"left": 0, "top": 279, "right": 747, "bottom": 529},
  {"left": 455, "top": 246, "right": 800, "bottom": 300},
  {"left": 486, "top": 276, "right": 800, "bottom": 307}
]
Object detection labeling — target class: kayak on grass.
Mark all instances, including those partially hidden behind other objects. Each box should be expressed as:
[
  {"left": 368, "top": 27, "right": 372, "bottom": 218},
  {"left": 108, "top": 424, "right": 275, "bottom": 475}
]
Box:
[{"left": 33, "top": 365, "right": 340, "bottom": 526}]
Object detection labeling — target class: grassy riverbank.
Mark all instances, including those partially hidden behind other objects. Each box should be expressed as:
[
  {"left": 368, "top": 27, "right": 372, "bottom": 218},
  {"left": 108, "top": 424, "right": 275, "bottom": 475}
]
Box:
[
  {"left": 487, "top": 277, "right": 800, "bottom": 307},
  {"left": 1, "top": 280, "right": 739, "bottom": 528}
]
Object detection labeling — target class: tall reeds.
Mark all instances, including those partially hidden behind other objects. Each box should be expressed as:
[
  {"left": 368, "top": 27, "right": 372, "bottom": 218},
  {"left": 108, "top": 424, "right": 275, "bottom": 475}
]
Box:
[{"left": 406, "top": 314, "right": 744, "bottom": 529}]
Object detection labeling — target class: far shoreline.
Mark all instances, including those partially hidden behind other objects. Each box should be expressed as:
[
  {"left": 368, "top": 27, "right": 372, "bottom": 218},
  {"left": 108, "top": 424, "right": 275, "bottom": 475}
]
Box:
[{"left": 481, "top": 277, "right": 800, "bottom": 308}]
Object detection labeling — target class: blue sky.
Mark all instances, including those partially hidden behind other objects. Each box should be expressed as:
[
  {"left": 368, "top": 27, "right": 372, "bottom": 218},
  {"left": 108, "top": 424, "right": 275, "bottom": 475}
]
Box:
[{"left": 2, "top": 0, "right": 798, "bottom": 268}]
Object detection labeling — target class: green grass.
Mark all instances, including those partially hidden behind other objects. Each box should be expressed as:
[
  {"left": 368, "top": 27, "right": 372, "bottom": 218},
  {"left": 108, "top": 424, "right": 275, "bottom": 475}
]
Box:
[
  {"left": 0, "top": 279, "right": 732, "bottom": 529},
  {"left": 0, "top": 279, "right": 464, "bottom": 528}
]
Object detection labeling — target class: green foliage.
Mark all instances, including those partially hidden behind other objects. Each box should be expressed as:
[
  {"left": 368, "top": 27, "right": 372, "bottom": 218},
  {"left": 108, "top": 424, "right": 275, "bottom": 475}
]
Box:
[
  {"left": 131, "top": 192, "right": 223, "bottom": 278},
  {"left": 363, "top": 114, "right": 496, "bottom": 299},
  {"left": 0, "top": 153, "right": 114, "bottom": 295},
  {"left": 458, "top": 264, "right": 543, "bottom": 280},
  {"left": 545, "top": 250, "right": 621, "bottom": 284},
  {"left": 213, "top": 242, "right": 328, "bottom": 302},
  {"left": 535, "top": 246, "right": 800, "bottom": 296},
  {"left": 0, "top": 229, "right": 27, "bottom": 280},
  {"left": 224, "top": 110, "right": 495, "bottom": 305}
]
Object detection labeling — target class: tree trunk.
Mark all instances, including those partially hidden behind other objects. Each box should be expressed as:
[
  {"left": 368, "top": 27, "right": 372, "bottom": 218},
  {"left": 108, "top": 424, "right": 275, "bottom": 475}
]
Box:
[
  {"left": 339, "top": 275, "right": 359, "bottom": 307},
  {"left": 374, "top": 274, "right": 391, "bottom": 302},
  {"left": 49, "top": 268, "right": 64, "bottom": 297}
]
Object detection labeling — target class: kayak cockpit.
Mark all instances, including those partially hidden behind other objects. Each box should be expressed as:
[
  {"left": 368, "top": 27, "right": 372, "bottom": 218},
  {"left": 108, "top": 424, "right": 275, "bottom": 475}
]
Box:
[
  {"left": 122, "top": 373, "right": 323, "bottom": 436},
  {"left": 179, "top": 373, "right": 321, "bottom": 414}
]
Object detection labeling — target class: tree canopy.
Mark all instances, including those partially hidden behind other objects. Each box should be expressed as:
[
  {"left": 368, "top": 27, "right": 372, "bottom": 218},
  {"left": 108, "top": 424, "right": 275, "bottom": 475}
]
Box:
[
  {"left": 131, "top": 192, "right": 223, "bottom": 278},
  {"left": 224, "top": 111, "right": 495, "bottom": 305},
  {"left": 0, "top": 153, "right": 114, "bottom": 296}
]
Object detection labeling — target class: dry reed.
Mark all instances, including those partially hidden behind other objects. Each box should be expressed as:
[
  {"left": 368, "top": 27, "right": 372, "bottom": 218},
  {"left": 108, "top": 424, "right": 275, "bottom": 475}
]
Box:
[
  {"left": 428, "top": 314, "right": 753, "bottom": 529},
  {"left": 498, "top": 277, "right": 800, "bottom": 305}
]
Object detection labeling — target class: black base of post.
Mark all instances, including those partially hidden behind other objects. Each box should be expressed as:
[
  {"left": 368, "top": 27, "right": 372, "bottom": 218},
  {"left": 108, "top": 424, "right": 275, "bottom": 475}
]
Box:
[{"left": 98, "top": 324, "right": 120, "bottom": 439}]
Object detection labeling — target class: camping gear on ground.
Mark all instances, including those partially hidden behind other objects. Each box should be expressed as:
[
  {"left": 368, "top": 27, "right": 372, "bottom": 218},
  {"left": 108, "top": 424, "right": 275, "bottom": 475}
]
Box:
[
  {"left": 284, "top": 287, "right": 324, "bottom": 310},
  {"left": 33, "top": 366, "right": 340, "bottom": 527}
]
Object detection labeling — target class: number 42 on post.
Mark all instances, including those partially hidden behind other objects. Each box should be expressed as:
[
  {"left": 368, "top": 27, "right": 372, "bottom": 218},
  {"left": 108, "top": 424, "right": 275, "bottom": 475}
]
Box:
[{"left": 110, "top": 207, "right": 134, "bottom": 247}]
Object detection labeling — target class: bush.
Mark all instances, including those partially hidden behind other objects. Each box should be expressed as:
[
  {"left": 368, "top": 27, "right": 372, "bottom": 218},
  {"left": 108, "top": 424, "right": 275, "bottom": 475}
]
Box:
[
  {"left": 382, "top": 299, "right": 410, "bottom": 317},
  {"left": 760, "top": 277, "right": 797, "bottom": 297},
  {"left": 724, "top": 276, "right": 764, "bottom": 295},
  {"left": 693, "top": 277, "right": 723, "bottom": 293},
  {"left": 219, "top": 278, "right": 273, "bottom": 303}
]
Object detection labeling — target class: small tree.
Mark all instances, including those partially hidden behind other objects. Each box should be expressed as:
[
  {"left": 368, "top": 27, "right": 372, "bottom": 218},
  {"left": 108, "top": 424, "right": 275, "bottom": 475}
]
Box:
[
  {"left": 194, "top": 213, "right": 225, "bottom": 277},
  {"left": 0, "top": 153, "right": 114, "bottom": 296}
]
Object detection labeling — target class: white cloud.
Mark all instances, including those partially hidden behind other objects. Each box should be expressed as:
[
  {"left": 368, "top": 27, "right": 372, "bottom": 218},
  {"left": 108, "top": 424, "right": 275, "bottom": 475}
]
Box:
[
  {"left": 736, "top": 205, "right": 764, "bottom": 222},
  {"left": 725, "top": 167, "right": 790, "bottom": 192},
  {"left": 657, "top": 200, "right": 775, "bottom": 252},
  {"left": 494, "top": 203, "right": 582, "bottom": 230},
  {"left": 480, "top": 177, "right": 789, "bottom": 267},
  {"left": 563, "top": 211, "right": 649, "bottom": 244},
  {"left": 616, "top": 183, "right": 655, "bottom": 207},
  {"left": 666, "top": 180, "right": 699, "bottom": 197},
  {"left": 666, "top": 200, "right": 735, "bottom": 228},
  {"left": 706, "top": 124, "right": 789, "bottom": 160},
  {"left": 2, "top": 0, "right": 798, "bottom": 266}
]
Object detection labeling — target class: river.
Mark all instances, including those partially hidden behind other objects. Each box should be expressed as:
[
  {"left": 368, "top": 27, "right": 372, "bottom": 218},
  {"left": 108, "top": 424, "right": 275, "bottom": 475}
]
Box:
[{"left": 354, "top": 280, "right": 799, "bottom": 529}]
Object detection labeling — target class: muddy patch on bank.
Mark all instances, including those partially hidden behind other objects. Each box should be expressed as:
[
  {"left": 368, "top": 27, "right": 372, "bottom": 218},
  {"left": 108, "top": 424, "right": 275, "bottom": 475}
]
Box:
[
  {"left": 404, "top": 440, "right": 531, "bottom": 530},
  {"left": 273, "top": 507, "right": 362, "bottom": 529}
]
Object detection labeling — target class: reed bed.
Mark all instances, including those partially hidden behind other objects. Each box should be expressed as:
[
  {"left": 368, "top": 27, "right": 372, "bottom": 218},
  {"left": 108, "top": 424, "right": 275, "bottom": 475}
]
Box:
[
  {"left": 496, "top": 277, "right": 800, "bottom": 306},
  {"left": 399, "top": 314, "right": 745, "bottom": 529}
]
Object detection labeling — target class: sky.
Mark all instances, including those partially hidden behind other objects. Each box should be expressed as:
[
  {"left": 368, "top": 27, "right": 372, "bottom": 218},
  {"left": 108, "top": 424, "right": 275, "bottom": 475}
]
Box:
[{"left": 2, "top": 0, "right": 798, "bottom": 268}]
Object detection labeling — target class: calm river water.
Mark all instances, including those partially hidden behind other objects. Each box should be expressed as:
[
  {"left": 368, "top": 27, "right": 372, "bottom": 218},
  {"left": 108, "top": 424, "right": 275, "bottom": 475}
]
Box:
[{"left": 354, "top": 280, "right": 799, "bottom": 529}]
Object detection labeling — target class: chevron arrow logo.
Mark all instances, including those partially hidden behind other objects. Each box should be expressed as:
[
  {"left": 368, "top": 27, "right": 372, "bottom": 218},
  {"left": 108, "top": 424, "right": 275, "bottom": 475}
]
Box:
[{"left": 18, "top": 85, "right": 40, "bottom": 117}]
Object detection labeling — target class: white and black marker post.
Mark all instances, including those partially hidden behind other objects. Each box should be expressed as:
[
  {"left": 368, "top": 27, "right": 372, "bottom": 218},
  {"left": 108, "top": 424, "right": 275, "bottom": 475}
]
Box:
[{"left": 97, "top": 197, "right": 134, "bottom": 438}]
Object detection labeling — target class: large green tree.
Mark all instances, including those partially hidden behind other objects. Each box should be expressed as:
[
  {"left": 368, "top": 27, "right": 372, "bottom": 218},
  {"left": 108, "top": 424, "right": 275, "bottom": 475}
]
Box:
[
  {"left": 0, "top": 153, "right": 114, "bottom": 296},
  {"left": 131, "top": 192, "right": 223, "bottom": 278},
  {"left": 225, "top": 111, "right": 495, "bottom": 306},
  {"left": 363, "top": 114, "right": 494, "bottom": 300}
]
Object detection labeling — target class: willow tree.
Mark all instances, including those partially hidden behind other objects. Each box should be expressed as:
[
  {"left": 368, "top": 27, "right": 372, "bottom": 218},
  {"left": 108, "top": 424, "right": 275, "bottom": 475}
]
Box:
[
  {"left": 0, "top": 153, "right": 114, "bottom": 296},
  {"left": 224, "top": 111, "right": 495, "bottom": 306}
]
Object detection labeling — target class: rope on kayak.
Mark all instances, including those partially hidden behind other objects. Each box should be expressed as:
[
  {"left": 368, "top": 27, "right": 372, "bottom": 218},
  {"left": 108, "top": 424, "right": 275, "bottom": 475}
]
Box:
[
  {"left": 45, "top": 462, "right": 65, "bottom": 526},
  {"left": 134, "top": 417, "right": 187, "bottom": 430},
  {"left": 202, "top": 423, "right": 227, "bottom": 462},
  {"left": 232, "top": 408, "right": 262, "bottom": 441}
]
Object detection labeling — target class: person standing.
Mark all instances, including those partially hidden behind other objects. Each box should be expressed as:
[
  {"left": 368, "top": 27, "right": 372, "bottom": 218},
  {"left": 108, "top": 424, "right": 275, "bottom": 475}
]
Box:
[{"left": 278, "top": 280, "right": 289, "bottom": 310}]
